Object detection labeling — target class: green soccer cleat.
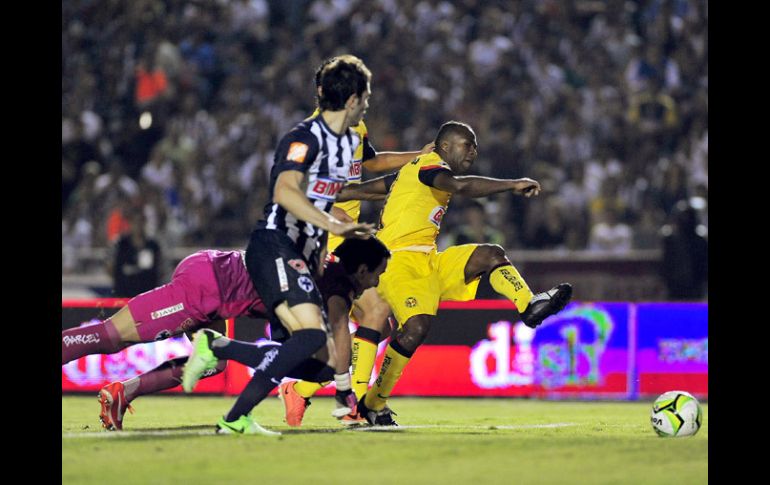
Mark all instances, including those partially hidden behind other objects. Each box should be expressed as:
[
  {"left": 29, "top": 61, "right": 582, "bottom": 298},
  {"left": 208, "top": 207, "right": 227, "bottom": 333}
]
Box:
[
  {"left": 182, "top": 329, "right": 222, "bottom": 392},
  {"left": 216, "top": 414, "right": 281, "bottom": 436}
]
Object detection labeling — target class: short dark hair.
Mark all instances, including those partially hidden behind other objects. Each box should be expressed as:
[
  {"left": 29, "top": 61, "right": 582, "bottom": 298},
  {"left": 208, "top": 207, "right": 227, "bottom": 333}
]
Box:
[
  {"left": 318, "top": 55, "right": 371, "bottom": 111},
  {"left": 314, "top": 57, "right": 337, "bottom": 88},
  {"left": 435, "top": 121, "right": 475, "bottom": 146},
  {"left": 332, "top": 237, "right": 390, "bottom": 274}
]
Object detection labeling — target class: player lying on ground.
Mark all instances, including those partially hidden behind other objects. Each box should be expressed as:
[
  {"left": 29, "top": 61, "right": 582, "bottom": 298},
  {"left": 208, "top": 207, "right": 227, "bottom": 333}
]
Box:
[
  {"left": 335, "top": 121, "right": 573, "bottom": 426},
  {"left": 280, "top": 54, "right": 434, "bottom": 426},
  {"left": 62, "top": 248, "right": 263, "bottom": 430},
  {"left": 61, "top": 237, "right": 388, "bottom": 431},
  {"left": 181, "top": 237, "right": 390, "bottom": 435}
]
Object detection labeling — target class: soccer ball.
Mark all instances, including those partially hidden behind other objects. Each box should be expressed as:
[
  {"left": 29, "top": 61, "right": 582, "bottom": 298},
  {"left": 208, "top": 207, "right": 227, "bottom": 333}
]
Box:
[{"left": 650, "top": 390, "right": 702, "bottom": 437}]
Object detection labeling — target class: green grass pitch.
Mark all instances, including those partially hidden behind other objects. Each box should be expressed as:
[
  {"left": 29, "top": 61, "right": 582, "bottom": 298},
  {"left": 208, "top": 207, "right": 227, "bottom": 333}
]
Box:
[{"left": 62, "top": 395, "right": 707, "bottom": 484}]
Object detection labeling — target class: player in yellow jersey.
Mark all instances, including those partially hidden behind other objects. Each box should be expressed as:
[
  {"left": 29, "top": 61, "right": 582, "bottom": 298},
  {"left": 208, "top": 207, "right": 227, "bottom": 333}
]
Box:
[
  {"left": 278, "top": 55, "right": 433, "bottom": 427},
  {"left": 337, "top": 121, "right": 573, "bottom": 425}
]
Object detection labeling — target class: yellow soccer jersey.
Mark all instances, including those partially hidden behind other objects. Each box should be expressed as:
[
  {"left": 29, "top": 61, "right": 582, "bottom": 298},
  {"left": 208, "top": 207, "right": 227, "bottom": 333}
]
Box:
[
  {"left": 310, "top": 109, "right": 374, "bottom": 252},
  {"left": 376, "top": 151, "right": 453, "bottom": 251}
]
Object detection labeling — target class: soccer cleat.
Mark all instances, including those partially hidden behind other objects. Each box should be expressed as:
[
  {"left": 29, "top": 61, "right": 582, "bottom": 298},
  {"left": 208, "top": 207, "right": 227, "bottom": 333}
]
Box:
[
  {"left": 277, "top": 380, "right": 311, "bottom": 427},
  {"left": 519, "top": 283, "right": 573, "bottom": 329},
  {"left": 339, "top": 409, "right": 366, "bottom": 426},
  {"left": 97, "top": 382, "right": 134, "bottom": 431},
  {"left": 216, "top": 414, "right": 281, "bottom": 436},
  {"left": 182, "top": 329, "right": 222, "bottom": 392},
  {"left": 357, "top": 394, "right": 398, "bottom": 426}
]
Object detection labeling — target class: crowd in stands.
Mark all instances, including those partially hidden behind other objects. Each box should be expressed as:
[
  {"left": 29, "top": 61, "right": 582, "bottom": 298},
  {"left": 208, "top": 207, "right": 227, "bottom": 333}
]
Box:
[{"left": 62, "top": 0, "right": 707, "bottom": 275}]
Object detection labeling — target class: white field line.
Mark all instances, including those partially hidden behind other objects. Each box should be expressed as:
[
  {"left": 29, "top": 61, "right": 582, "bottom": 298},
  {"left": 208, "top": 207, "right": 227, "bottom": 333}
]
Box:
[{"left": 62, "top": 422, "right": 577, "bottom": 439}]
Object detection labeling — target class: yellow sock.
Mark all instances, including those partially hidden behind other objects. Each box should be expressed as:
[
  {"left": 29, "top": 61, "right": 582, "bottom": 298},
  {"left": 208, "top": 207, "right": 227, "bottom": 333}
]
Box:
[
  {"left": 293, "top": 380, "right": 327, "bottom": 398},
  {"left": 365, "top": 341, "right": 412, "bottom": 411},
  {"left": 489, "top": 264, "right": 534, "bottom": 311},
  {"left": 351, "top": 328, "right": 381, "bottom": 399}
]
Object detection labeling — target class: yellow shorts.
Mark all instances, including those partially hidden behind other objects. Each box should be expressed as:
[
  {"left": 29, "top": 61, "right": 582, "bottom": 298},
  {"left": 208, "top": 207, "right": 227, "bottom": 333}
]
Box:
[{"left": 376, "top": 244, "right": 480, "bottom": 328}]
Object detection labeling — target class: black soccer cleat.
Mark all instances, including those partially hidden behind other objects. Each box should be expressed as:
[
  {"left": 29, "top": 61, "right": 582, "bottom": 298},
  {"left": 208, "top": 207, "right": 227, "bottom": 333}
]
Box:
[
  {"left": 357, "top": 393, "right": 398, "bottom": 426},
  {"left": 519, "top": 283, "right": 573, "bottom": 329}
]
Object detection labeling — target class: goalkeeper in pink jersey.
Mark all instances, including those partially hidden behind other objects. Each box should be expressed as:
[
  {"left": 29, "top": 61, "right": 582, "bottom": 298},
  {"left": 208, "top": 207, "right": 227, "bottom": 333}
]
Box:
[{"left": 61, "top": 237, "right": 390, "bottom": 432}]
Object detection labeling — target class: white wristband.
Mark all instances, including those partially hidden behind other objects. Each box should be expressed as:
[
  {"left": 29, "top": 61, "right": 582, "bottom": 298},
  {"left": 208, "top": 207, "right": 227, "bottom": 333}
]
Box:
[{"left": 334, "top": 373, "right": 352, "bottom": 392}]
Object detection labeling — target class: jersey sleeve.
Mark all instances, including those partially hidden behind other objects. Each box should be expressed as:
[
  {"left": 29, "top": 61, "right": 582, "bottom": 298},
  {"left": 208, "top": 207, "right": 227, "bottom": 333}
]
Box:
[
  {"left": 272, "top": 129, "right": 320, "bottom": 175},
  {"left": 417, "top": 161, "right": 453, "bottom": 188}
]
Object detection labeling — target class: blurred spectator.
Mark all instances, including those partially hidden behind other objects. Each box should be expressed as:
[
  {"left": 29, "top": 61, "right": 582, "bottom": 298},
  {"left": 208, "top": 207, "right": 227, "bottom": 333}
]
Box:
[
  {"left": 443, "top": 201, "right": 505, "bottom": 247},
  {"left": 61, "top": 0, "right": 707, "bottom": 264},
  {"left": 109, "top": 209, "right": 162, "bottom": 298},
  {"left": 660, "top": 200, "right": 707, "bottom": 300},
  {"left": 588, "top": 207, "right": 633, "bottom": 253},
  {"left": 528, "top": 199, "right": 568, "bottom": 250}
]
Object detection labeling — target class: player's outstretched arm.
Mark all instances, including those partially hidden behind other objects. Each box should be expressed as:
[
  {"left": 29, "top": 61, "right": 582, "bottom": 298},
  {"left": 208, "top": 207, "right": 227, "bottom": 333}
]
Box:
[
  {"left": 430, "top": 171, "right": 541, "bottom": 198},
  {"left": 274, "top": 170, "right": 375, "bottom": 238},
  {"left": 363, "top": 142, "right": 435, "bottom": 172},
  {"left": 336, "top": 172, "right": 398, "bottom": 202}
]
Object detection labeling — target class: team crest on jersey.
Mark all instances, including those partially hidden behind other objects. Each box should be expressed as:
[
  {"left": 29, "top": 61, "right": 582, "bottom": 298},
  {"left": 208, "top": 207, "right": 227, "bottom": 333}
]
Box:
[
  {"left": 308, "top": 178, "right": 345, "bottom": 201},
  {"left": 298, "top": 275, "right": 315, "bottom": 293},
  {"left": 429, "top": 206, "right": 446, "bottom": 227},
  {"left": 405, "top": 297, "right": 418, "bottom": 308},
  {"left": 288, "top": 259, "right": 310, "bottom": 275},
  {"left": 287, "top": 142, "right": 309, "bottom": 163}
]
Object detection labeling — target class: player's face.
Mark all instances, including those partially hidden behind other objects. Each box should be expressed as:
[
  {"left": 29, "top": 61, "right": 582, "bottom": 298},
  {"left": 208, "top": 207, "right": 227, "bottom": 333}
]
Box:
[
  {"left": 446, "top": 132, "right": 478, "bottom": 174},
  {"left": 348, "top": 83, "right": 371, "bottom": 126},
  {"left": 360, "top": 258, "right": 388, "bottom": 290}
]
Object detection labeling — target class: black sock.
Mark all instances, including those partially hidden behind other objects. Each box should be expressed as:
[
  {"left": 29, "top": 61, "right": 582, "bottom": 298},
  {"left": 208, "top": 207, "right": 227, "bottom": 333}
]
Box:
[
  {"left": 287, "top": 359, "right": 335, "bottom": 383},
  {"left": 224, "top": 329, "right": 327, "bottom": 421},
  {"left": 212, "top": 338, "right": 280, "bottom": 368}
]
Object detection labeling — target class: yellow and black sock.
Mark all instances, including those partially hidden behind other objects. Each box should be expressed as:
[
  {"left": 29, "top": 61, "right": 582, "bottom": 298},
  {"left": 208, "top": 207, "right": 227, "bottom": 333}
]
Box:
[
  {"left": 351, "top": 327, "right": 381, "bottom": 399},
  {"left": 489, "top": 263, "right": 533, "bottom": 312},
  {"left": 293, "top": 380, "right": 327, "bottom": 398},
  {"left": 364, "top": 339, "right": 413, "bottom": 412}
]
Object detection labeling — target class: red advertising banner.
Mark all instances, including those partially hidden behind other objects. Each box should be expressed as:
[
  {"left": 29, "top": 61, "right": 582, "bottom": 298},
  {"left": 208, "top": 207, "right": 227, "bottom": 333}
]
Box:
[{"left": 62, "top": 300, "right": 707, "bottom": 399}]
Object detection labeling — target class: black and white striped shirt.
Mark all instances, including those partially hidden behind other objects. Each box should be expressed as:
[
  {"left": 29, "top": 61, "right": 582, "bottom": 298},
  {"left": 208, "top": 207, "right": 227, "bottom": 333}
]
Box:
[{"left": 257, "top": 113, "right": 359, "bottom": 267}]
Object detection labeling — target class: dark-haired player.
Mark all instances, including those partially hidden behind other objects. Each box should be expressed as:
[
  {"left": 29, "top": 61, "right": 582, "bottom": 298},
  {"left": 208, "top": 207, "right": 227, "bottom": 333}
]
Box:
[
  {"left": 200, "top": 55, "right": 376, "bottom": 434},
  {"left": 280, "top": 55, "right": 434, "bottom": 426}
]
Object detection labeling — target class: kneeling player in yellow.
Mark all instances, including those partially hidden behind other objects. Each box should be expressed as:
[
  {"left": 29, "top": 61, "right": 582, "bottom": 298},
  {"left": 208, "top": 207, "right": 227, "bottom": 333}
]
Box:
[
  {"left": 277, "top": 55, "right": 433, "bottom": 427},
  {"left": 339, "top": 121, "right": 573, "bottom": 425}
]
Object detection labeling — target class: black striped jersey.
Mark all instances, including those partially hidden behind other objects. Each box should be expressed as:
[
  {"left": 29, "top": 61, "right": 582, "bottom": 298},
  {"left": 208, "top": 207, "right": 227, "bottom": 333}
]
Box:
[{"left": 257, "top": 113, "right": 360, "bottom": 268}]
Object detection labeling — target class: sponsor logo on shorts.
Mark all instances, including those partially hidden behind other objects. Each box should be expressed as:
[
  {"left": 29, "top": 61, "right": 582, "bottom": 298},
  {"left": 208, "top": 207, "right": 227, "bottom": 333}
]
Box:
[
  {"left": 405, "top": 297, "right": 417, "bottom": 308},
  {"left": 154, "top": 330, "right": 171, "bottom": 341},
  {"left": 276, "top": 258, "right": 289, "bottom": 292},
  {"left": 429, "top": 206, "right": 446, "bottom": 227},
  {"left": 298, "top": 275, "right": 314, "bottom": 292},
  {"left": 287, "top": 142, "right": 309, "bottom": 163},
  {"left": 151, "top": 303, "right": 184, "bottom": 320},
  {"left": 63, "top": 333, "right": 100, "bottom": 347},
  {"left": 288, "top": 258, "right": 310, "bottom": 275}
]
